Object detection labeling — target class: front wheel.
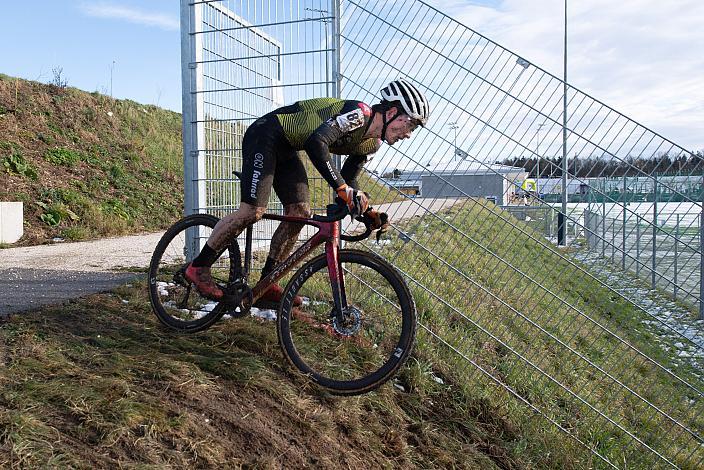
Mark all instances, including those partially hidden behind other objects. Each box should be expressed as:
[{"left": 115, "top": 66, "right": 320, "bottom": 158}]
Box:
[{"left": 277, "top": 249, "right": 416, "bottom": 395}]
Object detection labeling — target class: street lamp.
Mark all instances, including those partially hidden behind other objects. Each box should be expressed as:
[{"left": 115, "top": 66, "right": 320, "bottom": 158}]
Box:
[{"left": 448, "top": 121, "right": 459, "bottom": 160}]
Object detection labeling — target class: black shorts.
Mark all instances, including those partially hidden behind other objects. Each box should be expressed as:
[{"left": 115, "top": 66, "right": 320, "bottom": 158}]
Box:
[{"left": 240, "top": 115, "right": 310, "bottom": 207}]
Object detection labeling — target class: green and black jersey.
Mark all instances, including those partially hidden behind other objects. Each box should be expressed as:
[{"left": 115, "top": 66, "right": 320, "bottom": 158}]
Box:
[{"left": 269, "top": 98, "right": 381, "bottom": 189}]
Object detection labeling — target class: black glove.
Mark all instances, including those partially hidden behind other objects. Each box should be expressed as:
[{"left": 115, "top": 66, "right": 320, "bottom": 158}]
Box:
[{"left": 357, "top": 209, "right": 389, "bottom": 242}]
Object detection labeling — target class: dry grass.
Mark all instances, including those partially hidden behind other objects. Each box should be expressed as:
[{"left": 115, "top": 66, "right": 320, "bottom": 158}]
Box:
[{"left": 0, "top": 281, "right": 521, "bottom": 468}]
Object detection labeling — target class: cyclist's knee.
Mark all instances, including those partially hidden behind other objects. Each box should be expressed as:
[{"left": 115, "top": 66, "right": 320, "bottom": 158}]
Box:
[
  {"left": 283, "top": 202, "right": 311, "bottom": 218},
  {"left": 238, "top": 202, "right": 266, "bottom": 224}
]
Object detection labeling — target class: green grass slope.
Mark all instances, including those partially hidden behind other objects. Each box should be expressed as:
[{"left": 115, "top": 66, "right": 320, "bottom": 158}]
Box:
[
  {"left": 0, "top": 74, "right": 396, "bottom": 246},
  {"left": 2, "top": 201, "right": 701, "bottom": 467},
  {"left": 374, "top": 200, "right": 703, "bottom": 468},
  {"left": 0, "top": 74, "right": 184, "bottom": 245}
]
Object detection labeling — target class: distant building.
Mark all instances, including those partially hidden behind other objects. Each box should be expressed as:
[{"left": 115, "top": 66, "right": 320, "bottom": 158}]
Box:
[{"left": 387, "top": 161, "right": 527, "bottom": 206}]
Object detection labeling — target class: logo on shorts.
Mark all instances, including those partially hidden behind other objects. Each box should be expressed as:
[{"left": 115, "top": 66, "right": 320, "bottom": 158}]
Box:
[
  {"left": 251, "top": 153, "right": 264, "bottom": 199},
  {"left": 251, "top": 170, "right": 261, "bottom": 199}
]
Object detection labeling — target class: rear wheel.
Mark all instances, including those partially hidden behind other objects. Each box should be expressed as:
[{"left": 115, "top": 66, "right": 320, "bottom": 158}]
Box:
[
  {"left": 149, "top": 214, "right": 232, "bottom": 333},
  {"left": 277, "top": 249, "right": 416, "bottom": 395}
]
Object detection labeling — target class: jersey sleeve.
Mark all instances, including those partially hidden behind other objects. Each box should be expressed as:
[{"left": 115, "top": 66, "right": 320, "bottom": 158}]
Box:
[
  {"left": 303, "top": 100, "right": 373, "bottom": 189},
  {"left": 340, "top": 139, "right": 382, "bottom": 189},
  {"left": 340, "top": 155, "right": 367, "bottom": 190}
]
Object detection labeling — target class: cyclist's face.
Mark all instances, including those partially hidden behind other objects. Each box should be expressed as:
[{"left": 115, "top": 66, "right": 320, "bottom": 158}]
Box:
[{"left": 385, "top": 112, "right": 420, "bottom": 145}]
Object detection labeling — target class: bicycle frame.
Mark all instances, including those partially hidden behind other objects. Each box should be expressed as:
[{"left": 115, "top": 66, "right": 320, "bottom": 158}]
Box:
[{"left": 245, "top": 213, "right": 346, "bottom": 313}]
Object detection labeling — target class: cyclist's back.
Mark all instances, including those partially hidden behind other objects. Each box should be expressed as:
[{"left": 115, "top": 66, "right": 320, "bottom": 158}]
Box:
[{"left": 271, "top": 97, "right": 379, "bottom": 155}]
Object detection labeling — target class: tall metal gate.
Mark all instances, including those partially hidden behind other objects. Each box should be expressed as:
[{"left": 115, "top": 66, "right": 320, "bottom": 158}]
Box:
[{"left": 181, "top": 0, "right": 703, "bottom": 467}]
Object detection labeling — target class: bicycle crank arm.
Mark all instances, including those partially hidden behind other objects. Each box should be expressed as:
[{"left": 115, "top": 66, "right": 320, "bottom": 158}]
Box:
[{"left": 219, "top": 282, "right": 253, "bottom": 319}]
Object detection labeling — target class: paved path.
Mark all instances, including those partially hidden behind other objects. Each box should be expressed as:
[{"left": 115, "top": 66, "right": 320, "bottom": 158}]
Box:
[
  {"left": 0, "top": 198, "right": 462, "bottom": 316},
  {"left": 0, "top": 233, "right": 163, "bottom": 316}
]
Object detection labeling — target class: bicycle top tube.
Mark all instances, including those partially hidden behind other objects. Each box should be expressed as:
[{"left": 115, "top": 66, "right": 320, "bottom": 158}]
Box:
[
  {"left": 232, "top": 170, "right": 371, "bottom": 241},
  {"left": 261, "top": 203, "right": 348, "bottom": 225}
]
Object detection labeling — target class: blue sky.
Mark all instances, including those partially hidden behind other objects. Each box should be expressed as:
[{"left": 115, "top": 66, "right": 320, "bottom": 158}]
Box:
[
  {"left": 1, "top": 1, "right": 181, "bottom": 110},
  {"left": 2, "top": 1, "right": 702, "bottom": 148}
]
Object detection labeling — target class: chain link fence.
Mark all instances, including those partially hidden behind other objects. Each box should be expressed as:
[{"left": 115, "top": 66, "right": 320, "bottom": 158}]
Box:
[{"left": 181, "top": 0, "right": 703, "bottom": 466}]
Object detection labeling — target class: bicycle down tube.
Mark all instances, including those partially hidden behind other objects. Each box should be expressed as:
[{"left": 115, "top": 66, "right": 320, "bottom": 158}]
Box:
[{"left": 250, "top": 213, "right": 344, "bottom": 313}]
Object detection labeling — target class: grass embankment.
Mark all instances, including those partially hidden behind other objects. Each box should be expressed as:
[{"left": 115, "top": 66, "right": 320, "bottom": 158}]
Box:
[
  {"left": 0, "top": 73, "right": 395, "bottom": 245},
  {"left": 0, "top": 284, "right": 518, "bottom": 468},
  {"left": 1, "top": 198, "right": 702, "bottom": 467},
  {"left": 5, "top": 199, "right": 703, "bottom": 467},
  {"left": 371, "top": 199, "right": 704, "bottom": 468},
  {"left": 0, "top": 74, "right": 184, "bottom": 245}
]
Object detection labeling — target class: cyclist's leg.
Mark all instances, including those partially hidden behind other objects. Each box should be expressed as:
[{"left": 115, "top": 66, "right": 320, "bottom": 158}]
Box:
[
  {"left": 187, "top": 118, "right": 278, "bottom": 298},
  {"left": 208, "top": 119, "right": 278, "bottom": 252},
  {"left": 262, "top": 153, "right": 311, "bottom": 277},
  {"left": 254, "top": 153, "right": 309, "bottom": 308}
]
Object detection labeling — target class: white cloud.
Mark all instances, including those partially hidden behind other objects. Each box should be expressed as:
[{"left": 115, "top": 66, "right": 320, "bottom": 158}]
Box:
[
  {"left": 426, "top": 0, "right": 704, "bottom": 150},
  {"left": 80, "top": 2, "right": 178, "bottom": 31}
]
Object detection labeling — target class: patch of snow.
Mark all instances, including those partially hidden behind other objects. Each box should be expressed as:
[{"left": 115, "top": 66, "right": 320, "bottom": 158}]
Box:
[
  {"left": 250, "top": 307, "right": 276, "bottom": 321},
  {"left": 574, "top": 249, "right": 704, "bottom": 372}
]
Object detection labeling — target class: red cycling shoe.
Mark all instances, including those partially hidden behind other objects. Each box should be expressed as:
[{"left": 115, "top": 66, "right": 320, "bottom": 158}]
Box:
[
  {"left": 184, "top": 263, "right": 224, "bottom": 300},
  {"left": 254, "top": 283, "right": 303, "bottom": 310}
]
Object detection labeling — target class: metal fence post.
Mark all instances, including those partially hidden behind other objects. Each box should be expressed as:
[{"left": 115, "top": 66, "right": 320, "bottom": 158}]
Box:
[
  {"left": 181, "top": 0, "right": 204, "bottom": 218},
  {"left": 331, "top": 0, "right": 342, "bottom": 173},
  {"left": 611, "top": 203, "right": 618, "bottom": 263},
  {"left": 700, "top": 199, "right": 704, "bottom": 319},
  {"left": 652, "top": 176, "right": 658, "bottom": 289},
  {"left": 674, "top": 214, "right": 679, "bottom": 300},
  {"left": 622, "top": 175, "right": 626, "bottom": 270},
  {"left": 180, "top": 0, "right": 205, "bottom": 257},
  {"left": 636, "top": 222, "right": 641, "bottom": 276},
  {"left": 602, "top": 193, "right": 606, "bottom": 258},
  {"left": 585, "top": 210, "right": 591, "bottom": 248}
]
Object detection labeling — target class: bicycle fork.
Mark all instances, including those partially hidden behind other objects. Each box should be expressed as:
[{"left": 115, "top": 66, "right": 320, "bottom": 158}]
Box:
[{"left": 326, "top": 221, "right": 347, "bottom": 317}]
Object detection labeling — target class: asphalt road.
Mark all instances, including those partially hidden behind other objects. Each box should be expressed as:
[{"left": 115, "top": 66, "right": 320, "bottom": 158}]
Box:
[
  {"left": 0, "top": 267, "right": 141, "bottom": 316},
  {"left": 0, "top": 232, "right": 162, "bottom": 317}
]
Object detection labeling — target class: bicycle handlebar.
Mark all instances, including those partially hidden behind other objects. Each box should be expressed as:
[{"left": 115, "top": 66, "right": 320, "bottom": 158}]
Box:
[{"left": 314, "top": 202, "right": 373, "bottom": 242}]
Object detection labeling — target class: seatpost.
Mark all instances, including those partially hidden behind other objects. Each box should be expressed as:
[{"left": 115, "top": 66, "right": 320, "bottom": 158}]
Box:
[{"left": 244, "top": 225, "right": 253, "bottom": 279}]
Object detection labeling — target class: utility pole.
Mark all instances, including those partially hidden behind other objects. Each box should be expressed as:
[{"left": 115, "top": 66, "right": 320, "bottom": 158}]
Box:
[
  {"left": 110, "top": 60, "right": 116, "bottom": 98},
  {"left": 560, "top": 0, "right": 569, "bottom": 245}
]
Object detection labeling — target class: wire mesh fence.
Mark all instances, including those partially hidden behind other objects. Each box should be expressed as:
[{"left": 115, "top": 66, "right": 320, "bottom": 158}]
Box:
[
  {"left": 180, "top": 0, "right": 337, "bottom": 260},
  {"left": 180, "top": 0, "right": 704, "bottom": 466}
]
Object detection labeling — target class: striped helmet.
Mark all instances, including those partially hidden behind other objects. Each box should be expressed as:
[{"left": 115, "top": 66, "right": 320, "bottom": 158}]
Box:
[{"left": 380, "top": 78, "right": 430, "bottom": 126}]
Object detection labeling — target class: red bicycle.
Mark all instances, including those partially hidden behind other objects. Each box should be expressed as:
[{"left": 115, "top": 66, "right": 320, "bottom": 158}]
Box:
[{"left": 148, "top": 201, "right": 416, "bottom": 395}]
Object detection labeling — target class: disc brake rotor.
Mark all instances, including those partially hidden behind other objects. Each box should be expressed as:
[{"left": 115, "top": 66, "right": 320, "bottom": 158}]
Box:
[{"left": 331, "top": 305, "right": 363, "bottom": 336}]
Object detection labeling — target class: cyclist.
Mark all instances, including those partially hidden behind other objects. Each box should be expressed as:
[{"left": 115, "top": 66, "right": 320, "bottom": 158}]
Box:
[{"left": 185, "top": 78, "right": 430, "bottom": 307}]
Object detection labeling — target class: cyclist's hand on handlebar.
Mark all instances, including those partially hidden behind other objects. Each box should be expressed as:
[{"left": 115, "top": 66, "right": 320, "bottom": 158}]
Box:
[
  {"left": 336, "top": 184, "right": 369, "bottom": 217},
  {"left": 356, "top": 208, "right": 390, "bottom": 243},
  {"left": 359, "top": 209, "right": 389, "bottom": 231}
]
